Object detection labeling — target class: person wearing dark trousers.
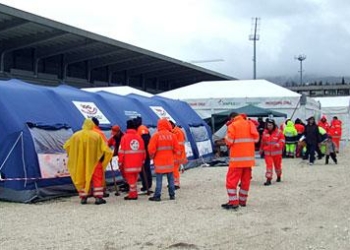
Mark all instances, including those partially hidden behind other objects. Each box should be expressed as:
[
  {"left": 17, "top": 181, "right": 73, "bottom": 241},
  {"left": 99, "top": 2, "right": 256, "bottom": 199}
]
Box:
[
  {"left": 303, "top": 116, "right": 321, "bottom": 165},
  {"left": 134, "top": 116, "right": 153, "bottom": 194}
]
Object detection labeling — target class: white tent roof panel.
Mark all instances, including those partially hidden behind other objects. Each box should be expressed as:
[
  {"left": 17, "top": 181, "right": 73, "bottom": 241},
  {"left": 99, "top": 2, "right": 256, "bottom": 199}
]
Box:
[
  {"left": 158, "top": 79, "right": 301, "bottom": 99},
  {"left": 82, "top": 86, "right": 153, "bottom": 97},
  {"left": 314, "top": 96, "right": 350, "bottom": 108}
]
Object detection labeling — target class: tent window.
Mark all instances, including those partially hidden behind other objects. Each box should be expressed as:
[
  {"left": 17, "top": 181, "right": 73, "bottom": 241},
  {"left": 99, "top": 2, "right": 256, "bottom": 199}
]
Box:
[
  {"left": 190, "top": 126, "right": 209, "bottom": 142},
  {"left": 190, "top": 126, "right": 212, "bottom": 156},
  {"left": 28, "top": 126, "right": 73, "bottom": 178},
  {"left": 29, "top": 127, "right": 73, "bottom": 153}
]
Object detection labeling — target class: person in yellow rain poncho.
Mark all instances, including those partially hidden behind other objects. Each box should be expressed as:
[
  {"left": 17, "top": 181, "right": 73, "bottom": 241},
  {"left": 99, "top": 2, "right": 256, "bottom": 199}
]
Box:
[{"left": 64, "top": 119, "right": 113, "bottom": 205}]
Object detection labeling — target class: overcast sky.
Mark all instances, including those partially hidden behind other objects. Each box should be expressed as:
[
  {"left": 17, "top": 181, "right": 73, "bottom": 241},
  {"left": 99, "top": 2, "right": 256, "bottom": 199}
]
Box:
[{"left": 1, "top": 0, "right": 350, "bottom": 79}]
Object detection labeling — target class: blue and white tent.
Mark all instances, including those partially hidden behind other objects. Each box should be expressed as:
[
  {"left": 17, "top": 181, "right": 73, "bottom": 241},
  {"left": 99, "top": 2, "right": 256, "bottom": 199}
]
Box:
[
  {"left": 152, "top": 96, "right": 214, "bottom": 166},
  {"left": 0, "top": 80, "right": 211, "bottom": 202}
]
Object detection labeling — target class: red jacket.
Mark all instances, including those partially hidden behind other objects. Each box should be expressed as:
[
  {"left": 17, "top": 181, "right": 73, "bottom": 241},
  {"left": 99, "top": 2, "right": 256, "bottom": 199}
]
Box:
[
  {"left": 118, "top": 129, "right": 146, "bottom": 173},
  {"left": 260, "top": 128, "right": 285, "bottom": 156},
  {"left": 294, "top": 124, "right": 305, "bottom": 134},
  {"left": 330, "top": 119, "right": 342, "bottom": 138}
]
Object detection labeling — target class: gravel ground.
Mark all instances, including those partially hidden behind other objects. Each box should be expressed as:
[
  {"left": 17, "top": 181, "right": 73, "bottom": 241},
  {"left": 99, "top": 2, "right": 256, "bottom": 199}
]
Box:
[{"left": 1, "top": 144, "right": 350, "bottom": 250}]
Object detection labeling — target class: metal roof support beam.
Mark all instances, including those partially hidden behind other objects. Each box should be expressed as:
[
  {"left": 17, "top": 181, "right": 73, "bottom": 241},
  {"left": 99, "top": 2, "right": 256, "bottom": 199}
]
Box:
[
  {"left": 0, "top": 30, "right": 65, "bottom": 72},
  {"left": 145, "top": 68, "right": 191, "bottom": 79},
  {"left": 0, "top": 18, "right": 29, "bottom": 32},
  {"left": 34, "top": 40, "right": 97, "bottom": 76},
  {"left": 127, "top": 62, "right": 178, "bottom": 76},
  {"left": 163, "top": 73, "right": 202, "bottom": 83},
  {"left": 90, "top": 54, "right": 146, "bottom": 71},
  {"left": 141, "top": 74, "right": 146, "bottom": 91},
  {"left": 64, "top": 49, "right": 122, "bottom": 65},
  {"left": 124, "top": 70, "right": 129, "bottom": 86},
  {"left": 62, "top": 49, "right": 122, "bottom": 80}
]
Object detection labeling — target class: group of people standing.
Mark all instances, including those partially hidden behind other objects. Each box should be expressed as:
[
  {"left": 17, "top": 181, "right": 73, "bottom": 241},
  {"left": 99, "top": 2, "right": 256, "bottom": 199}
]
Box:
[
  {"left": 222, "top": 113, "right": 342, "bottom": 210},
  {"left": 64, "top": 116, "right": 187, "bottom": 205}
]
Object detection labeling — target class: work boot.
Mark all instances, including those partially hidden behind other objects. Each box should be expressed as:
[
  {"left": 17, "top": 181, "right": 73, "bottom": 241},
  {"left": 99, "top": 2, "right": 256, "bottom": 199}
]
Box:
[
  {"left": 94, "top": 198, "right": 107, "bottom": 205},
  {"left": 124, "top": 196, "right": 138, "bottom": 200},
  {"left": 80, "top": 198, "right": 88, "bottom": 205},
  {"left": 276, "top": 176, "right": 281, "bottom": 182},
  {"left": 221, "top": 203, "right": 239, "bottom": 210},
  {"left": 170, "top": 196, "right": 175, "bottom": 200},
  {"left": 264, "top": 179, "right": 272, "bottom": 186},
  {"left": 149, "top": 196, "right": 161, "bottom": 202}
]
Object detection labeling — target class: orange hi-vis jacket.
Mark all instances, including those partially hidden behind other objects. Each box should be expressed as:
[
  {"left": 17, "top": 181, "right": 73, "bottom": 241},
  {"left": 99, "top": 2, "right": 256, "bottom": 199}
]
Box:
[
  {"left": 118, "top": 129, "right": 146, "bottom": 174},
  {"left": 148, "top": 119, "right": 180, "bottom": 173},
  {"left": 137, "top": 124, "right": 150, "bottom": 135},
  {"left": 225, "top": 115, "right": 259, "bottom": 168},
  {"left": 172, "top": 126, "right": 188, "bottom": 164},
  {"left": 260, "top": 128, "right": 285, "bottom": 156}
]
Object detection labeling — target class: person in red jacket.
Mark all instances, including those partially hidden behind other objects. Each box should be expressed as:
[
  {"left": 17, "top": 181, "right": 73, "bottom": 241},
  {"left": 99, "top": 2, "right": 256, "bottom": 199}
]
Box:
[
  {"left": 118, "top": 119, "right": 146, "bottom": 200},
  {"left": 317, "top": 115, "right": 330, "bottom": 133},
  {"left": 169, "top": 120, "right": 188, "bottom": 189},
  {"left": 294, "top": 118, "right": 305, "bottom": 158},
  {"left": 260, "top": 118, "right": 285, "bottom": 186},
  {"left": 329, "top": 116, "right": 342, "bottom": 152},
  {"left": 222, "top": 112, "right": 259, "bottom": 210},
  {"left": 148, "top": 118, "right": 180, "bottom": 202}
]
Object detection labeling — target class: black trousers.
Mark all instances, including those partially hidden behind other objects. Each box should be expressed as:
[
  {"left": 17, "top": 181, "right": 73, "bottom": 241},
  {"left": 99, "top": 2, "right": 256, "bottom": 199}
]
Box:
[
  {"left": 325, "top": 153, "right": 337, "bottom": 164},
  {"left": 140, "top": 158, "right": 152, "bottom": 190}
]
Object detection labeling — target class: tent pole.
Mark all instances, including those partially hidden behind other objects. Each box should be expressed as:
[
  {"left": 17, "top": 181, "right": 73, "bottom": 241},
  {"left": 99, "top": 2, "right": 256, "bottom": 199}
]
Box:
[{"left": 290, "top": 96, "right": 302, "bottom": 120}]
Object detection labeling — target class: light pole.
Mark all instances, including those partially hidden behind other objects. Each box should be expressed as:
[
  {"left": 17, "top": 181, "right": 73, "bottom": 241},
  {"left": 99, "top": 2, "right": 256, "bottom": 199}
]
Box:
[
  {"left": 295, "top": 54, "right": 306, "bottom": 85},
  {"left": 249, "top": 17, "right": 260, "bottom": 79}
]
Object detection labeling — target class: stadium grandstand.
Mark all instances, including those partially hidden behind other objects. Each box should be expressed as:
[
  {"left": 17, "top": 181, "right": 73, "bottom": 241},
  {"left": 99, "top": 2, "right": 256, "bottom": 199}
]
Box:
[{"left": 0, "top": 4, "right": 234, "bottom": 93}]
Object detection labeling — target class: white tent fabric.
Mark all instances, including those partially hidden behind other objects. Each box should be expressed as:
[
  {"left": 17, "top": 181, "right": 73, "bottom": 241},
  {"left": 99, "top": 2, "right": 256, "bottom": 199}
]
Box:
[
  {"left": 158, "top": 79, "right": 321, "bottom": 124},
  {"left": 314, "top": 96, "right": 350, "bottom": 140},
  {"left": 82, "top": 86, "right": 153, "bottom": 97}
]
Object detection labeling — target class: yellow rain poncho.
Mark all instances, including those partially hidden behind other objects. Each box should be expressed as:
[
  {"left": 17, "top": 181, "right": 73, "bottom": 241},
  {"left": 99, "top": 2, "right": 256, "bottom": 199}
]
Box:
[{"left": 63, "top": 119, "right": 113, "bottom": 194}]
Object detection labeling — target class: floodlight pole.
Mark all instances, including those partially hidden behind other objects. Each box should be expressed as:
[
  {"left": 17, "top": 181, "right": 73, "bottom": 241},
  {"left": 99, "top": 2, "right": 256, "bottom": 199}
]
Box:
[
  {"left": 249, "top": 17, "right": 260, "bottom": 79},
  {"left": 295, "top": 54, "right": 306, "bottom": 85}
]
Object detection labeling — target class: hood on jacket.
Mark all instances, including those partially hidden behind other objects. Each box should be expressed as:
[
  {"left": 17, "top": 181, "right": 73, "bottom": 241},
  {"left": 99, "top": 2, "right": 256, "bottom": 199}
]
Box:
[
  {"left": 82, "top": 119, "right": 94, "bottom": 130},
  {"left": 157, "top": 118, "right": 171, "bottom": 131},
  {"left": 286, "top": 120, "right": 294, "bottom": 127}
]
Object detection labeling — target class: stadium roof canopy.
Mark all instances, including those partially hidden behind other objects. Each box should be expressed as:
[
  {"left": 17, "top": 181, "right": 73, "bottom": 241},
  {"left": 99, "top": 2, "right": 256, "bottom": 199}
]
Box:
[{"left": 0, "top": 4, "right": 234, "bottom": 93}]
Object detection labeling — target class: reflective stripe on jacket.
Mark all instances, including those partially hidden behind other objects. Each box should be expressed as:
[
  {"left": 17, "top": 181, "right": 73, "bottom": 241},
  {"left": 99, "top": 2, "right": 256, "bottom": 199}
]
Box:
[
  {"left": 260, "top": 128, "right": 285, "bottom": 156},
  {"left": 172, "top": 126, "right": 188, "bottom": 164},
  {"left": 118, "top": 129, "right": 146, "bottom": 173},
  {"left": 225, "top": 115, "right": 259, "bottom": 168},
  {"left": 148, "top": 119, "right": 180, "bottom": 173}
]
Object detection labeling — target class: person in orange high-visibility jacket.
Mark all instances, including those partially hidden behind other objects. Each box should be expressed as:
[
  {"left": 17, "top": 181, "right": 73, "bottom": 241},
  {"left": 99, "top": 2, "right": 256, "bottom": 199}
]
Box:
[
  {"left": 148, "top": 118, "right": 180, "bottom": 202},
  {"left": 118, "top": 119, "right": 146, "bottom": 200},
  {"left": 222, "top": 112, "right": 259, "bottom": 210},
  {"left": 169, "top": 120, "right": 188, "bottom": 189},
  {"left": 329, "top": 116, "right": 342, "bottom": 152},
  {"left": 63, "top": 119, "right": 113, "bottom": 205},
  {"left": 260, "top": 118, "right": 285, "bottom": 186},
  {"left": 92, "top": 117, "right": 110, "bottom": 197}
]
